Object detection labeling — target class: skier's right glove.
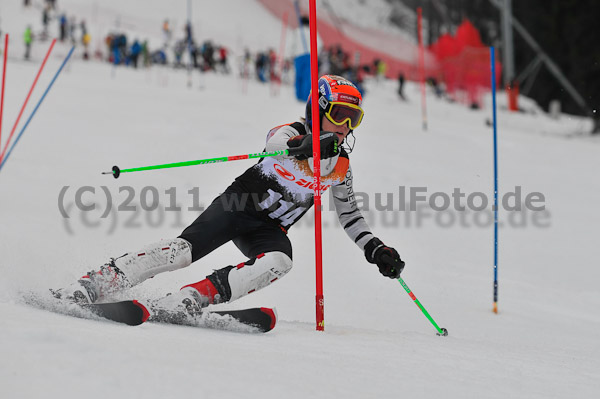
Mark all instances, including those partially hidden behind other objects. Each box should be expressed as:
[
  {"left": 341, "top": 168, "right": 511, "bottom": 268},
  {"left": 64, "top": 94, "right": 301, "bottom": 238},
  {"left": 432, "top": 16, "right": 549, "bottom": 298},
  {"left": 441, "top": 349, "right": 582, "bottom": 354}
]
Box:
[
  {"left": 287, "top": 132, "right": 339, "bottom": 160},
  {"left": 364, "top": 237, "right": 405, "bottom": 279}
]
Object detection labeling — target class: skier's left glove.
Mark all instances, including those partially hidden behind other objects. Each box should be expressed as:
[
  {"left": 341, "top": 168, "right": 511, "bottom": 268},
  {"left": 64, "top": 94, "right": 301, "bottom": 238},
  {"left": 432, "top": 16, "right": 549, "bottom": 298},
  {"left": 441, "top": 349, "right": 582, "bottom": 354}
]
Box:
[{"left": 364, "top": 237, "right": 405, "bottom": 279}]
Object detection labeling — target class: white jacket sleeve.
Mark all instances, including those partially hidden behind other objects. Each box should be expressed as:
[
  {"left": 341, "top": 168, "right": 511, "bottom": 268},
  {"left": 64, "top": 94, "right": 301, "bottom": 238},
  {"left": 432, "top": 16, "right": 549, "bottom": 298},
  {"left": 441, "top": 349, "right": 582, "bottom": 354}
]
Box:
[
  {"left": 265, "top": 125, "right": 300, "bottom": 152},
  {"left": 331, "top": 165, "right": 374, "bottom": 251}
]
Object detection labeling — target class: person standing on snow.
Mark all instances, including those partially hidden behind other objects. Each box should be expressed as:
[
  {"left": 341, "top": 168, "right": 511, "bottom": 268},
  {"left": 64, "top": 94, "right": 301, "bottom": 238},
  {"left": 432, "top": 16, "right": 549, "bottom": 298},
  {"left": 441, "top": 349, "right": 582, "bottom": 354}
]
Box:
[
  {"left": 24, "top": 25, "right": 33, "bottom": 60},
  {"left": 42, "top": 5, "right": 50, "bottom": 39},
  {"left": 82, "top": 31, "right": 91, "bottom": 60},
  {"left": 129, "top": 39, "right": 142, "bottom": 68},
  {"left": 55, "top": 75, "right": 405, "bottom": 314},
  {"left": 59, "top": 14, "right": 67, "bottom": 42}
]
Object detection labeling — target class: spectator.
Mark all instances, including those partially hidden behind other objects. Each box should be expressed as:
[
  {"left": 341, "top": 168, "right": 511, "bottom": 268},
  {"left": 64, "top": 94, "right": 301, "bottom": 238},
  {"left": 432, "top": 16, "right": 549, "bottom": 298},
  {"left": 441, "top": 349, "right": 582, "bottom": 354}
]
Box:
[
  {"left": 189, "top": 42, "right": 198, "bottom": 69},
  {"left": 255, "top": 51, "right": 268, "bottom": 82},
  {"left": 241, "top": 48, "right": 252, "bottom": 79},
  {"left": 218, "top": 46, "right": 229, "bottom": 74},
  {"left": 115, "top": 34, "right": 127, "bottom": 64},
  {"left": 130, "top": 39, "right": 142, "bottom": 68},
  {"left": 173, "top": 39, "right": 185, "bottom": 67},
  {"left": 398, "top": 73, "right": 406, "bottom": 101},
  {"left": 104, "top": 34, "right": 113, "bottom": 62},
  {"left": 142, "top": 40, "right": 150, "bottom": 67},
  {"left": 24, "top": 25, "right": 33, "bottom": 60},
  {"left": 375, "top": 58, "right": 387, "bottom": 81},
  {"left": 162, "top": 20, "right": 171, "bottom": 48},
  {"left": 268, "top": 49, "right": 278, "bottom": 82},
  {"left": 80, "top": 20, "right": 87, "bottom": 41},
  {"left": 59, "top": 14, "right": 67, "bottom": 41},
  {"left": 151, "top": 48, "right": 167, "bottom": 65},
  {"left": 107, "top": 33, "right": 127, "bottom": 65},
  {"left": 42, "top": 6, "right": 50, "bottom": 38},
  {"left": 427, "top": 77, "right": 444, "bottom": 98},
  {"left": 185, "top": 22, "right": 193, "bottom": 44},
  {"left": 82, "top": 32, "right": 91, "bottom": 60},
  {"left": 201, "top": 40, "right": 215, "bottom": 71}
]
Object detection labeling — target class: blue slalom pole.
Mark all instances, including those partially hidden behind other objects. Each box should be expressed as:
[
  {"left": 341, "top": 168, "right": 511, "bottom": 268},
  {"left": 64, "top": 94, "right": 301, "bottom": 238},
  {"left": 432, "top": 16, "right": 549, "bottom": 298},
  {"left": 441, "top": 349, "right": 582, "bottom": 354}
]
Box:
[
  {"left": 0, "top": 46, "right": 74, "bottom": 172},
  {"left": 490, "top": 47, "right": 499, "bottom": 314},
  {"left": 294, "top": 0, "right": 309, "bottom": 54}
]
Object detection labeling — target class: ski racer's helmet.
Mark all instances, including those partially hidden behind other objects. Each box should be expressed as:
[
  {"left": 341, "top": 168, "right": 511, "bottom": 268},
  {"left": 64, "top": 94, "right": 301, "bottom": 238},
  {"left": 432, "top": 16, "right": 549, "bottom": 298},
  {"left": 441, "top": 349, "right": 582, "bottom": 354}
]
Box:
[{"left": 305, "top": 75, "right": 364, "bottom": 132}]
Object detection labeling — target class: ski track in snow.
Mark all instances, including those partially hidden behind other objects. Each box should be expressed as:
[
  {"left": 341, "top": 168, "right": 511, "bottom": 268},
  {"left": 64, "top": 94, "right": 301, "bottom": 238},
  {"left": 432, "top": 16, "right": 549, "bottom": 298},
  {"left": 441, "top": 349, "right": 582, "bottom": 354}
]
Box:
[{"left": 0, "top": 1, "right": 599, "bottom": 398}]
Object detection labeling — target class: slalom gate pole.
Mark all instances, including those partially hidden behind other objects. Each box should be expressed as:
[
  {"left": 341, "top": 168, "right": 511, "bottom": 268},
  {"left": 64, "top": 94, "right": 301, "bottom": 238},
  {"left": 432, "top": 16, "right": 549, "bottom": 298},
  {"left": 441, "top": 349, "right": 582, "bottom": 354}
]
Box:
[
  {"left": 294, "top": 0, "right": 309, "bottom": 54},
  {"left": 308, "top": 0, "right": 324, "bottom": 332},
  {"left": 101, "top": 150, "right": 290, "bottom": 178},
  {"left": 417, "top": 7, "right": 427, "bottom": 131},
  {"left": 0, "top": 39, "right": 56, "bottom": 165},
  {"left": 0, "top": 45, "right": 73, "bottom": 172},
  {"left": 0, "top": 34, "right": 8, "bottom": 152},
  {"left": 397, "top": 277, "right": 448, "bottom": 336},
  {"left": 490, "top": 47, "right": 499, "bottom": 314}
]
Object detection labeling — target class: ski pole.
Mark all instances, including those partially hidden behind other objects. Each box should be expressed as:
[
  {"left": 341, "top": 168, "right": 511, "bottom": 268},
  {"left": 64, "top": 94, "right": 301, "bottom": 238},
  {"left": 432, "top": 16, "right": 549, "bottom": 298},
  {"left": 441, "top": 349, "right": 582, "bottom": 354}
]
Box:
[
  {"left": 0, "top": 34, "right": 8, "bottom": 155},
  {"left": 0, "top": 43, "right": 72, "bottom": 172},
  {"left": 102, "top": 149, "right": 290, "bottom": 178},
  {"left": 0, "top": 39, "right": 56, "bottom": 166},
  {"left": 397, "top": 276, "right": 448, "bottom": 336}
]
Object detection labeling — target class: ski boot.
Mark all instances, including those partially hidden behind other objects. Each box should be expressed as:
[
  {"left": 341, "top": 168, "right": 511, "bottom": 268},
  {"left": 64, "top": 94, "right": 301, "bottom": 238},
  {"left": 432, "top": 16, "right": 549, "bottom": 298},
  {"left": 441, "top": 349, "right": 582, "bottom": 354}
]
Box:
[{"left": 52, "top": 259, "right": 131, "bottom": 304}]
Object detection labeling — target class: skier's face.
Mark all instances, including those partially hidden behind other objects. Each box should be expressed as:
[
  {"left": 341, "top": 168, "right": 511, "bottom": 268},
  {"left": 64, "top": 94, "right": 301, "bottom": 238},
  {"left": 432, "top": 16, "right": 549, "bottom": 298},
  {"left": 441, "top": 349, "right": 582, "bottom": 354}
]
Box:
[{"left": 321, "top": 116, "right": 351, "bottom": 144}]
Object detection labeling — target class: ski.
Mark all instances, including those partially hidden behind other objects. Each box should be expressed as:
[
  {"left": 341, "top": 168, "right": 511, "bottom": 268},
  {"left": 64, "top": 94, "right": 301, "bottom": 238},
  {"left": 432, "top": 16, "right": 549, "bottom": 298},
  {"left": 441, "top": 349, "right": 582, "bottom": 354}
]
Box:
[
  {"left": 84, "top": 300, "right": 277, "bottom": 333},
  {"left": 83, "top": 300, "right": 148, "bottom": 326},
  {"left": 23, "top": 292, "right": 276, "bottom": 333}
]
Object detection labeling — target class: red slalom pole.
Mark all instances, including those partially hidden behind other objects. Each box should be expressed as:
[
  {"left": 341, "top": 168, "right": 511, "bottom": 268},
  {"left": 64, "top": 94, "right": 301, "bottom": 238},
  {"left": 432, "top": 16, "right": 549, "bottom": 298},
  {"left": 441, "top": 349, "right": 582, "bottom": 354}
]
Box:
[
  {"left": 0, "top": 34, "right": 8, "bottom": 151},
  {"left": 0, "top": 38, "right": 56, "bottom": 165},
  {"left": 417, "top": 7, "right": 427, "bottom": 131},
  {"left": 308, "top": 0, "right": 324, "bottom": 331}
]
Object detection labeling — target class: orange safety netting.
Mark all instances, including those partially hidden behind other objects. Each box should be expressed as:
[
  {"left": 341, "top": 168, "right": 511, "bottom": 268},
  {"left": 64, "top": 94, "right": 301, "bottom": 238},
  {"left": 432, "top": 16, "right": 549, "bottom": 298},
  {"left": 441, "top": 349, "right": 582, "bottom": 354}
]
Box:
[{"left": 430, "top": 20, "right": 502, "bottom": 107}]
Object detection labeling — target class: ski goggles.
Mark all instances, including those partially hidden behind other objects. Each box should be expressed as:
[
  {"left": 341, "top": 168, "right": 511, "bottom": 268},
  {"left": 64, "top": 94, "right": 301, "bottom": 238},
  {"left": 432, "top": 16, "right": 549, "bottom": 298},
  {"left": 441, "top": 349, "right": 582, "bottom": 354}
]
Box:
[{"left": 323, "top": 102, "right": 364, "bottom": 130}]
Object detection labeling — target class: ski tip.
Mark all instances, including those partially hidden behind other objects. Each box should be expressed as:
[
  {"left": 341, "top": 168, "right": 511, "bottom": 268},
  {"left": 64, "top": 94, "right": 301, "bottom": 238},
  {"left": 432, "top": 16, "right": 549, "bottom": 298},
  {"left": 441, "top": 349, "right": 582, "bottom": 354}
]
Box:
[
  {"left": 260, "top": 307, "right": 277, "bottom": 332},
  {"left": 85, "top": 301, "right": 147, "bottom": 326},
  {"left": 132, "top": 300, "right": 151, "bottom": 323}
]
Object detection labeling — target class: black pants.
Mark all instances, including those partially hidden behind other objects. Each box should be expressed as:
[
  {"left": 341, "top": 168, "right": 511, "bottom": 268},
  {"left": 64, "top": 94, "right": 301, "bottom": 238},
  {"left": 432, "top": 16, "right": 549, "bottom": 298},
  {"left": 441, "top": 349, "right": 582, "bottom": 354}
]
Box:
[{"left": 179, "top": 192, "right": 292, "bottom": 263}]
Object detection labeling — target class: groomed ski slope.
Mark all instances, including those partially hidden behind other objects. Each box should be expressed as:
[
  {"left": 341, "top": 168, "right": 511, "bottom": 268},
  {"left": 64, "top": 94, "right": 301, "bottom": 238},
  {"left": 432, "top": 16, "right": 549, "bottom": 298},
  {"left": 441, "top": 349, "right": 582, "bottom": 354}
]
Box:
[{"left": 0, "top": 1, "right": 599, "bottom": 398}]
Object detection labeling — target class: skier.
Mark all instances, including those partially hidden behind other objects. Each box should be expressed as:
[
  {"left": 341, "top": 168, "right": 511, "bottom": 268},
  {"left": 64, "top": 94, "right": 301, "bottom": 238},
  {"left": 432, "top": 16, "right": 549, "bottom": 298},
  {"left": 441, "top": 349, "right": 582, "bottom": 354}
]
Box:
[{"left": 54, "top": 75, "right": 405, "bottom": 316}]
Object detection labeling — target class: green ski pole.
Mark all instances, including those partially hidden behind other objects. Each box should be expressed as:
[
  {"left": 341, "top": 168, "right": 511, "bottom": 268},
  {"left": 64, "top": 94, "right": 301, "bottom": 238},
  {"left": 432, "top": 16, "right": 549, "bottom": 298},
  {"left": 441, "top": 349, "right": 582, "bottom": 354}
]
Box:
[
  {"left": 102, "top": 150, "right": 289, "bottom": 178},
  {"left": 397, "top": 276, "right": 448, "bottom": 336}
]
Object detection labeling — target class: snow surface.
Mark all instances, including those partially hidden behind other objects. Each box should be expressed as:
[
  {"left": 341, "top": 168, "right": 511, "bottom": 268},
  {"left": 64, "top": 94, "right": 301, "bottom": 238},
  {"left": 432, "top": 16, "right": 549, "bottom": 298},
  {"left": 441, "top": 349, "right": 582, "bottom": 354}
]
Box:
[{"left": 0, "top": 1, "right": 599, "bottom": 398}]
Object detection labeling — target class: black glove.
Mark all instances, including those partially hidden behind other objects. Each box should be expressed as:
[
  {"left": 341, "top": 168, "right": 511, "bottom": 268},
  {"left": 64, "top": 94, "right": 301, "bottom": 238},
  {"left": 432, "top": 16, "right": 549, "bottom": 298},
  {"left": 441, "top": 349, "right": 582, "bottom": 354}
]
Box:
[
  {"left": 364, "top": 237, "right": 405, "bottom": 279},
  {"left": 287, "top": 132, "right": 339, "bottom": 160}
]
